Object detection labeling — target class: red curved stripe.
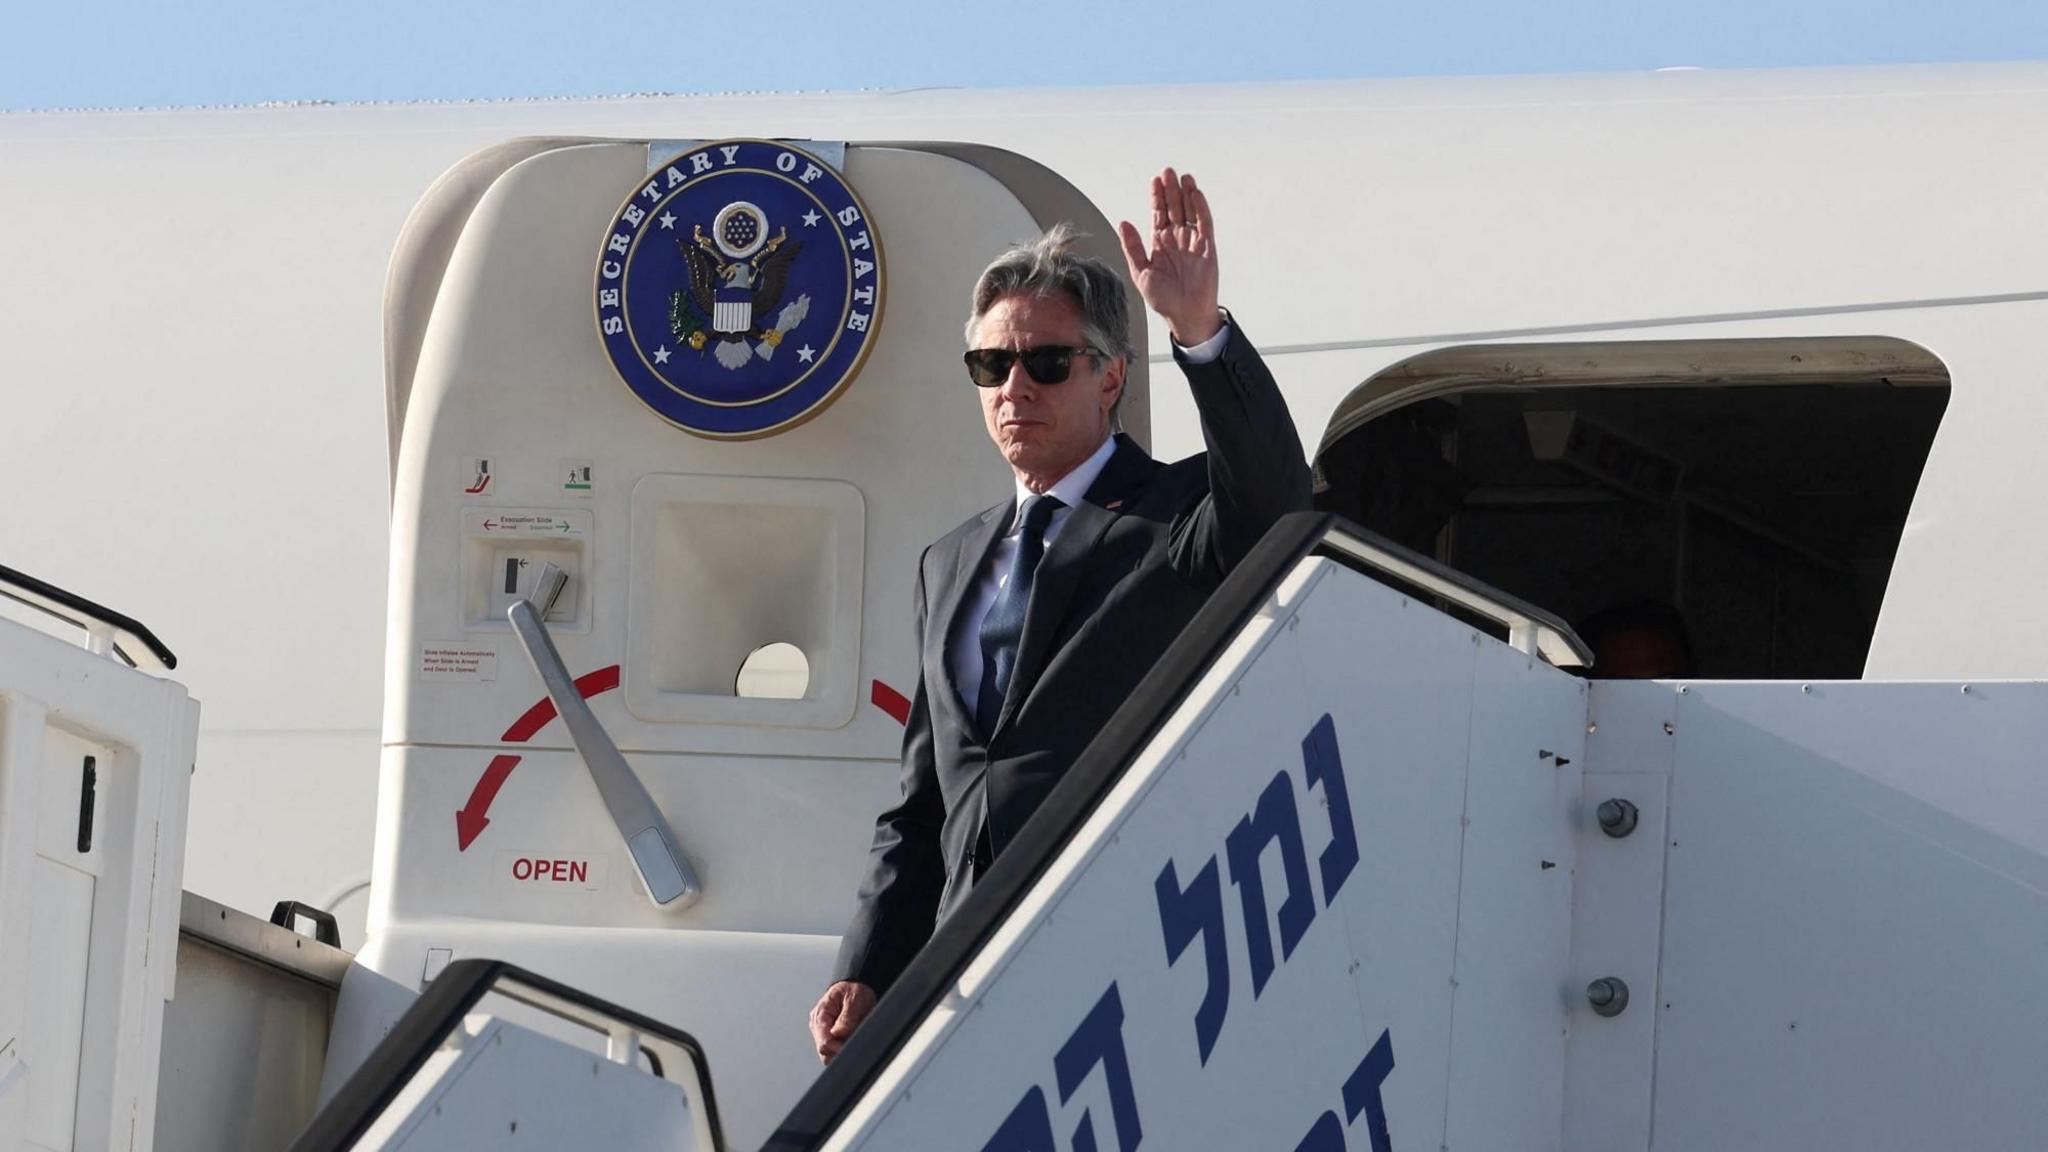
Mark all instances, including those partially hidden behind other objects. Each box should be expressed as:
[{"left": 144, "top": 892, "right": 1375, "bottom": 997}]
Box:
[
  {"left": 501, "top": 664, "right": 622, "bottom": 742},
  {"left": 871, "top": 679, "right": 911, "bottom": 725}
]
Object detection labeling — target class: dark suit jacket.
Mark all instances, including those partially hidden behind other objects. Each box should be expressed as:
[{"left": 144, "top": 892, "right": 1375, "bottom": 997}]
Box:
[{"left": 834, "top": 316, "right": 1310, "bottom": 995}]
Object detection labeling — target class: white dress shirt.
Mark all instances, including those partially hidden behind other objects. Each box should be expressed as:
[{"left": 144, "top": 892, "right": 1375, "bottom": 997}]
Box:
[{"left": 947, "top": 322, "right": 1231, "bottom": 708}]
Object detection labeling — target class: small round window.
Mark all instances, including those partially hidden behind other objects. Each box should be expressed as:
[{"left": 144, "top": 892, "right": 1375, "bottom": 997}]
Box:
[{"left": 735, "top": 642, "right": 810, "bottom": 699}]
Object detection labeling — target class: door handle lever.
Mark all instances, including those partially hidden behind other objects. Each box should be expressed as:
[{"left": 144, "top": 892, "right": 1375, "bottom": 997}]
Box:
[{"left": 507, "top": 565, "right": 701, "bottom": 909}]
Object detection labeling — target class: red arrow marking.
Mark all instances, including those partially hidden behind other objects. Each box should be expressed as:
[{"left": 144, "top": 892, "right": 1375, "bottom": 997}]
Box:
[
  {"left": 457, "top": 754, "right": 519, "bottom": 850},
  {"left": 456, "top": 664, "right": 623, "bottom": 851},
  {"left": 871, "top": 679, "right": 911, "bottom": 725}
]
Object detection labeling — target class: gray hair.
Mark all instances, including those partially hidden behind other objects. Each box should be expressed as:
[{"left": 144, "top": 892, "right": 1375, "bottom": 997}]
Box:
[{"left": 965, "top": 223, "right": 1134, "bottom": 415}]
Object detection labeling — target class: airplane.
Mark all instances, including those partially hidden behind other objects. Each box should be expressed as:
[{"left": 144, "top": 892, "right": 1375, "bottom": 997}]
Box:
[{"left": 3, "top": 60, "right": 2048, "bottom": 1150}]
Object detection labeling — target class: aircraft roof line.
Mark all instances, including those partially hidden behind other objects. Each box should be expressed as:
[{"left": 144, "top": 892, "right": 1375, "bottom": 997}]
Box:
[
  {"left": 5, "top": 60, "right": 2048, "bottom": 119},
  {"left": 1180, "top": 287, "right": 2048, "bottom": 361}
]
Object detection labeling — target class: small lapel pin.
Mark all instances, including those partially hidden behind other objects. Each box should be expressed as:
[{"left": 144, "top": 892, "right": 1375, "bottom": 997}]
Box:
[{"left": 1105, "top": 499, "right": 1123, "bottom": 511}]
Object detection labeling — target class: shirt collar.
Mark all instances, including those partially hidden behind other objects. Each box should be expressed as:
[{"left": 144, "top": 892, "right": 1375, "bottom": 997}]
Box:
[{"left": 1013, "top": 435, "right": 1117, "bottom": 519}]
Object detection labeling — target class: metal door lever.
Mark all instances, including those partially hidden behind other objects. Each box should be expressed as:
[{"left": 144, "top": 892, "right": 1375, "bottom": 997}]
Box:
[{"left": 507, "top": 565, "right": 701, "bottom": 908}]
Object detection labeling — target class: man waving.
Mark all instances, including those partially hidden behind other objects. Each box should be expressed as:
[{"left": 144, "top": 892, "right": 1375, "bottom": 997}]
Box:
[{"left": 812, "top": 169, "right": 1311, "bottom": 1061}]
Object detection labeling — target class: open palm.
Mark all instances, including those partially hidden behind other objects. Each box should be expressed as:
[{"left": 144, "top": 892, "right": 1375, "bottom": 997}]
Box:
[{"left": 1118, "top": 167, "right": 1221, "bottom": 346}]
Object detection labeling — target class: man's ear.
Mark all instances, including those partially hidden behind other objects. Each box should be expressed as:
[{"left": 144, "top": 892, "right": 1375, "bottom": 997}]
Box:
[{"left": 1102, "top": 356, "right": 1127, "bottom": 415}]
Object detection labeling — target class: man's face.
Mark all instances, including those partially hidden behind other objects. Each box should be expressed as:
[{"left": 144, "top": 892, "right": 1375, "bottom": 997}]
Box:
[{"left": 972, "top": 292, "right": 1124, "bottom": 490}]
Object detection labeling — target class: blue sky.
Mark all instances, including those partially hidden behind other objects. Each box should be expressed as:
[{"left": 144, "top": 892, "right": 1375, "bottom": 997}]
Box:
[{"left": 5, "top": 0, "right": 2046, "bottom": 112}]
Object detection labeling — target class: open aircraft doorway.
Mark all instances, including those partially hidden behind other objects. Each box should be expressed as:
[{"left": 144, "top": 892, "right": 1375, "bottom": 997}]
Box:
[{"left": 1313, "top": 337, "right": 1950, "bottom": 680}]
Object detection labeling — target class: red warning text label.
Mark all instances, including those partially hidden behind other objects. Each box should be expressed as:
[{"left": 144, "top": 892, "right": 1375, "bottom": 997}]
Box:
[
  {"left": 513, "top": 857, "right": 587, "bottom": 883},
  {"left": 499, "top": 851, "right": 607, "bottom": 891}
]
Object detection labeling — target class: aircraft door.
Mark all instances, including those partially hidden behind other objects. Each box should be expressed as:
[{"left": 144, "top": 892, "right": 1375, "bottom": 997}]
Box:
[{"left": 346, "top": 137, "right": 1146, "bottom": 1149}]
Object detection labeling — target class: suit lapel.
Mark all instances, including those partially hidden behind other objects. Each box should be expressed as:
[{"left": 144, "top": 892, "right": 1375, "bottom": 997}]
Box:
[
  {"left": 935, "top": 500, "right": 1012, "bottom": 720},
  {"left": 996, "top": 436, "right": 1154, "bottom": 733}
]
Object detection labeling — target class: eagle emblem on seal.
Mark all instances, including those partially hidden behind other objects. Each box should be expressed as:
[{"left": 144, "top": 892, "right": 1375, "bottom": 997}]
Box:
[
  {"left": 673, "top": 201, "right": 812, "bottom": 370},
  {"left": 595, "top": 138, "right": 884, "bottom": 439}
]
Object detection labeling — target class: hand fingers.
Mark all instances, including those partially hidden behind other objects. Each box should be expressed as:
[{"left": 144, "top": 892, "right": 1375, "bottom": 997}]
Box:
[
  {"left": 809, "top": 995, "right": 837, "bottom": 1053},
  {"left": 1161, "top": 167, "right": 1185, "bottom": 228},
  {"left": 830, "top": 1001, "right": 860, "bottom": 1038},
  {"left": 830, "top": 984, "right": 874, "bottom": 1038},
  {"left": 1116, "top": 220, "right": 1151, "bottom": 275},
  {"left": 1190, "top": 185, "right": 1216, "bottom": 256},
  {"left": 1151, "top": 174, "right": 1167, "bottom": 232},
  {"left": 814, "top": 981, "right": 872, "bottom": 1062}
]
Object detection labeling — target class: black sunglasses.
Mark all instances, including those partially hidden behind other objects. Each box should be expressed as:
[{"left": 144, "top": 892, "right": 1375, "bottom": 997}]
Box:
[{"left": 963, "top": 345, "right": 1105, "bottom": 388}]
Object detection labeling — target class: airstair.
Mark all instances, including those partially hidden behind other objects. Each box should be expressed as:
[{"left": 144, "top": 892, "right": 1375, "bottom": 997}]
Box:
[{"left": 11, "top": 509, "right": 2048, "bottom": 1149}]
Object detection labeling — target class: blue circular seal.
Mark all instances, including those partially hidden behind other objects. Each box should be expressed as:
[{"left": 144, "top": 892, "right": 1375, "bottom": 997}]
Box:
[{"left": 594, "top": 139, "right": 885, "bottom": 439}]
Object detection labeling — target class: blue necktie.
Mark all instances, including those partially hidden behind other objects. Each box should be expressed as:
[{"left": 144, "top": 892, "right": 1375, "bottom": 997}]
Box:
[{"left": 976, "top": 494, "right": 1062, "bottom": 739}]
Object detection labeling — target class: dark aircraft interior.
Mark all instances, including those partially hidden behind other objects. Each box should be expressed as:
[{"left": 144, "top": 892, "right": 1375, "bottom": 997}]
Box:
[{"left": 1313, "top": 339, "right": 1949, "bottom": 680}]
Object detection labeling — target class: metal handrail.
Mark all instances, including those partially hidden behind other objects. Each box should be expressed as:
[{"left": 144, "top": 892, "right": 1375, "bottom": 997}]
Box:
[
  {"left": 0, "top": 563, "right": 178, "bottom": 670},
  {"left": 288, "top": 959, "right": 724, "bottom": 1152},
  {"left": 1315, "top": 524, "right": 1593, "bottom": 668}
]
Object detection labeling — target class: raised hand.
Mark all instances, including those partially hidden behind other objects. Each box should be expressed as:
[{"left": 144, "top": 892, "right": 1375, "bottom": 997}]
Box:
[{"left": 1117, "top": 167, "right": 1221, "bottom": 346}]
